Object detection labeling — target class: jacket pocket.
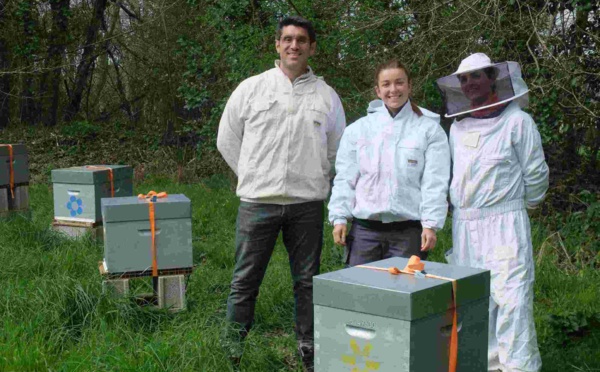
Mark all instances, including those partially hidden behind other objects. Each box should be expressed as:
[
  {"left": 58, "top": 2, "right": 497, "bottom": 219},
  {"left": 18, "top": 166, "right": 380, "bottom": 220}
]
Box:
[
  {"left": 309, "top": 102, "right": 329, "bottom": 145},
  {"left": 479, "top": 155, "right": 511, "bottom": 188},
  {"left": 247, "top": 98, "right": 278, "bottom": 134},
  {"left": 251, "top": 98, "right": 275, "bottom": 112},
  {"left": 396, "top": 142, "right": 425, "bottom": 186}
]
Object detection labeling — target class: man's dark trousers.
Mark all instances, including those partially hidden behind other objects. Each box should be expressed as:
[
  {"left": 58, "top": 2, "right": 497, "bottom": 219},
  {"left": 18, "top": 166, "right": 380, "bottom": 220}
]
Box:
[{"left": 226, "top": 200, "right": 324, "bottom": 345}]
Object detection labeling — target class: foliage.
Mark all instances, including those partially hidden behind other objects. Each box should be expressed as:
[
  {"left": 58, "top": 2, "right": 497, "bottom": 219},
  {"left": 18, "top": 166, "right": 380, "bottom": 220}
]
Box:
[
  {"left": 536, "top": 191, "right": 599, "bottom": 271},
  {"left": 0, "top": 0, "right": 597, "bottom": 204},
  {"left": 0, "top": 121, "right": 230, "bottom": 185},
  {"left": 59, "top": 120, "right": 100, "bottom": 139},
  {"left": 544, "top": 311, "right": 600, "bottom": 347}
]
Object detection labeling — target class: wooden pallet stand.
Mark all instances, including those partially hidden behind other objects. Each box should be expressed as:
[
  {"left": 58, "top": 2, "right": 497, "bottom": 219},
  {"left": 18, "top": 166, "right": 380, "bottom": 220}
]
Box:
[
  {"left": 0, "top": 184, "right": 30, "bottom": 217},
  {"left": 52, "top": 219, "right": 103, "bottom": 240},
  {"left": 0, "top": 188, "right": 8, "bottom": 217},
  {"left": 99, "top": 261, "right": 191, "bottom": 312}
]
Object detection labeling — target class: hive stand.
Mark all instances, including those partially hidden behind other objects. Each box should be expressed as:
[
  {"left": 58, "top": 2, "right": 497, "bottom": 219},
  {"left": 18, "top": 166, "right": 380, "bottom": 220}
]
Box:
[
  {"left": 99, "top": 261, "right": 192, "bottom": 312},
  {"left": 52, "top": 219, "right": 103, "bottom": 240},
  {"left": 0, "top": 184, "right": 30, "bottom": 217}
]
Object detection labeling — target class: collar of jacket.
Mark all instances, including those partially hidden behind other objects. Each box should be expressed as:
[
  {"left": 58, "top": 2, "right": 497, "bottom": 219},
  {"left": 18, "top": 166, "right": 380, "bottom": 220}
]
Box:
[
  {"left": 367, "top": 99, "right": 415, "bottom": 121},
  {"left": 456, "top": 100, "right": 520, "bottom": 123},
  {"left": 274, "top": 60, "right": 316, "bottom": 85}
]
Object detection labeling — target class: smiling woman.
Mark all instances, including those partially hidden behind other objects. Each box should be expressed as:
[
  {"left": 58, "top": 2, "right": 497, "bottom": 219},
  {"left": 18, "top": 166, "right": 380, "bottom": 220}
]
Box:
[
  {"left": 375, "top": 68, "right": 411, "bottom": 116},
  {"left": 328, "top": 59, "right": 451, "bottom": 268}
]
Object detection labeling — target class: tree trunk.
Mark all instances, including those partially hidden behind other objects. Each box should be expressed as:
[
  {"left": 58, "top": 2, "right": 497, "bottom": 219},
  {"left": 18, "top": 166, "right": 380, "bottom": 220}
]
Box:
[
  {"left": 63, "top": 0, "right": 108, "bottom": 121},
  {"left": 41, "top": 0, "right": 69, "bottom": 127},
  {"left": 19, "top": 1, "right": 38, "bottom": 125},
  {"left": 0, "top": 0, "right": 10, "bottom": 129}
]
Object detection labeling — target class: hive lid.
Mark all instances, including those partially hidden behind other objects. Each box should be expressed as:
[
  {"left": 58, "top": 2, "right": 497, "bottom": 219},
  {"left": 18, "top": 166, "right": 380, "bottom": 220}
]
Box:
[
  {"left": 51, "top": 165, "right": 132, "bottom": 184},
  {"left": 313, "top": 257, "right": 489, "bottom": 321},
  {"left": 101, "top": 194, "right": 191, "bottom": 222},
  {"left": 0, "top": 144, "right": 28, "bottom": 156}
]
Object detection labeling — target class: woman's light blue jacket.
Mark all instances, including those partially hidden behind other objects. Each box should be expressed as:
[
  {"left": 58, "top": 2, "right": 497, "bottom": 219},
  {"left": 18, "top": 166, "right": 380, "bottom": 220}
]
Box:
[{"left": 328, "top": 100, "right": 451, "bottom": 230}]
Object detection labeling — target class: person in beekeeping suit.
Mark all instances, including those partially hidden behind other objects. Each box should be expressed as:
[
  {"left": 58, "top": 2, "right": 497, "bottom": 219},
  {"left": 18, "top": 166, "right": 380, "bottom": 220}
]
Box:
[
  {"left": 217, "top": 16, "right": 346, "bottom": 372},
  {"left": 328, "top": 59, "right": 450, "bottom": 265},
  {"left": 437, "top": 53, "right": 549, "bottom": 372}
]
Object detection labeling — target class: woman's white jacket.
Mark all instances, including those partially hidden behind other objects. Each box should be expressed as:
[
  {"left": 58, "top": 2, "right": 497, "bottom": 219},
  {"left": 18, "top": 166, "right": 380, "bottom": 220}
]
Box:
[{"left": 328, "top": 100, "right": 450, "bottom": 230}]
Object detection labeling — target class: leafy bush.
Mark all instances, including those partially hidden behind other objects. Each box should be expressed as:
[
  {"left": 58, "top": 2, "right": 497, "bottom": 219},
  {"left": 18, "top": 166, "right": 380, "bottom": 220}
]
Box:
[
  {"left": 544, "top": 311, "right": 600, "bottom": 347},
  {"left": 537, "top": 191, "right": 599, "bottom": 271},
  {"left": 60, "top": 121, "right": 101, "bottom": 139}
]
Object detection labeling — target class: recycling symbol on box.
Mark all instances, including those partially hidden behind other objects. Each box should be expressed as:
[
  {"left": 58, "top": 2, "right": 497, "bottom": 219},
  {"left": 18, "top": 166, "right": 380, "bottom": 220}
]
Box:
[{"left": 66, "top": 196, "right": 83, "bottom": 217}]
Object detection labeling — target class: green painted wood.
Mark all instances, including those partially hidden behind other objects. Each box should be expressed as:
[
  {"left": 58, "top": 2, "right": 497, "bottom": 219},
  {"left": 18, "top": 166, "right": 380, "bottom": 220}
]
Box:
[
  {"left": 0, "top": 144, "right": 29, "bottom": 185},
  {"left": 101, "top": 194, "right": 193, "bottom": 273},
  {"left": 51, "top": 164, "right": 132, "bottom": 184},
  {"left": 52, "top": 165, "right": 133, "bottom": 223},
  {"left": 313, "top": 257, "right": 489, "bottom": 321},
  {"left": 315, "top": 299, "right": 488, "bottom": 371},
  {"left": 102, "top": 194, "right": 191, "bottom": 223},
  {"left": 314, "top": 258, "right": 489, "bottom": 371}
]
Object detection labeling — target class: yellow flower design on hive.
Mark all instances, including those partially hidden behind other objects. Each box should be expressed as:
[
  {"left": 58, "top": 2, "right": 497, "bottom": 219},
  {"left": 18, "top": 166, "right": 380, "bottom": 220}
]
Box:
[{"left": 341, "top": 339, "right": 381, "bottom": 371}]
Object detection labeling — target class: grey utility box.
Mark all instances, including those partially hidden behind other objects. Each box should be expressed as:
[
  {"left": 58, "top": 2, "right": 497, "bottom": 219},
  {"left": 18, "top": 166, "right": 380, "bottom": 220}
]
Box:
[
  {"left": 101, "top": 194, "right": 193, "bottom": 274},
  {"left": 0, "top": 144, "right": 29, "bottom": 186},
  {"left": 314, "top": 257, "right": 490, "bottom": 372},
  {"left": 51, "top": 165, "right": 133, "bottom": 223}
]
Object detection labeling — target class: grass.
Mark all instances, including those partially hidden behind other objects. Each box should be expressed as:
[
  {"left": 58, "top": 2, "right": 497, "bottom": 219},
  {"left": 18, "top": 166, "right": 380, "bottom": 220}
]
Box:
[{"left": 0, "top": 176, "right": 598, "bottom": 371}]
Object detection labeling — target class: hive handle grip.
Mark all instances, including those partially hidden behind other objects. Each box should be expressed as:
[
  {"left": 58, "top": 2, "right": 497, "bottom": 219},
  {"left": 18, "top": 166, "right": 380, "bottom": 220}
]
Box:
[
  {"left": 138, "top": 228, "right": 161, "bottom": 236},
  {"left": 440, "top": 321, "right": 462, "bottom": 336},
  {"left": 67, "top": 190, "right": 80, "bottom": 196},
  {"left": 345, "top": 324, "right": 376, "bottom": 340}
]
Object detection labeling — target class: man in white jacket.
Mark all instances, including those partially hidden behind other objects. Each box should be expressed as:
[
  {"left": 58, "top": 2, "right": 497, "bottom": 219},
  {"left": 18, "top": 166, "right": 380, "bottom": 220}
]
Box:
[{"left": 217, "top": 16, "right": 346, "bottom": 371}]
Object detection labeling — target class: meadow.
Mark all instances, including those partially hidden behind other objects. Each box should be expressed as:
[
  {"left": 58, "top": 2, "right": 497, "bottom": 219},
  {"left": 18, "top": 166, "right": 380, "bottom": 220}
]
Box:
[{"left": 0, "top": 176, "right": 598, "bottom": 371}]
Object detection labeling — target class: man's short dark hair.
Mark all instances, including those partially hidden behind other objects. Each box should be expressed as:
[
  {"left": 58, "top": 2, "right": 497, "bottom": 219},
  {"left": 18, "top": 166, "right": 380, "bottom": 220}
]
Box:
[{"left": 277, "top": 16, "right": 316, "bottom": 44}]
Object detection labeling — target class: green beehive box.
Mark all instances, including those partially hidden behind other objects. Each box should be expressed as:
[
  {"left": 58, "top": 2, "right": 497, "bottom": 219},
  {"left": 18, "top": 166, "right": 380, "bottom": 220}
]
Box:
[
  {"left": 101, "top": 194, "right": 193, "bottom": 274},
  {"left": 0, "top": 144, "right": 29, "bottom": 186},
  {"left": 314, "top": 257, "right": 490, "bottom": 371},
  {"left": 51, "top": 165, "right": 133, "bottom": 223}
]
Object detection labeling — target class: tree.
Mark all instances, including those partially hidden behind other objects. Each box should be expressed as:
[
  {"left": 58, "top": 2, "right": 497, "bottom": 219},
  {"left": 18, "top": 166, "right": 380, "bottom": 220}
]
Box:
[
  {"left": 40, "top": 0, "right": 69, "bottom": 126},
  {"left": 17, "top": 0, "right": 40, "bottom": 125},
  {"left": 0, "top": 0, "right": 10, "bottom": 129},
  {"left": 64, "top": 0, "right": 108, "bottom": 121}
]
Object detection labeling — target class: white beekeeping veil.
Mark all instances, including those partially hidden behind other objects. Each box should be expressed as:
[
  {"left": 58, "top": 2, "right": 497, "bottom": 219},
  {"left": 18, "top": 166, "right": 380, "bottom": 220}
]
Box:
[{"left": 436, "top": 53, "right": 530, "bottom": 118}]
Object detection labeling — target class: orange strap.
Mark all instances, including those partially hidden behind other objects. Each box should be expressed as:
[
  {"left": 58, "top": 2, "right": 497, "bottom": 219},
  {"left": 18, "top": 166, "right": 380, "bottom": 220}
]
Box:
[
  {"left": 0, "top": 144, "right": 14, "bottom": 198},
  {"left": 85, "top": 165, "right": 115, "bottom": 197},
  {"left": 138, "top": 191, "right": 168, "bottom": 277},
  {"left": 357, "top": 255, "right": 458, "bottom": 372},
  {"left": 449, "top": 281, "right": 458, "bottom": 372}
]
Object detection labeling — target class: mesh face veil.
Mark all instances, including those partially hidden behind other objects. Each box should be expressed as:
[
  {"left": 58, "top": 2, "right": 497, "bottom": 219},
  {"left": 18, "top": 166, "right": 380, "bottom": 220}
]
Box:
[{"left": 436, "top": 53, "right": 529, "bottom": 118}]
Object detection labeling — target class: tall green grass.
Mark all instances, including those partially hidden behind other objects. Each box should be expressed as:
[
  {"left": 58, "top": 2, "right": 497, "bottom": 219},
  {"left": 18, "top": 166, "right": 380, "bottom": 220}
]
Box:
[{"left": 0, "top": 178, "right": 598, "bottom": 371}]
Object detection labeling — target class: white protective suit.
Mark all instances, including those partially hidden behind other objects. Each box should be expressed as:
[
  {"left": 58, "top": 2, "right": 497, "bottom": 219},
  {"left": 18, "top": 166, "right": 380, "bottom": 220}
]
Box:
[
  {"left": 328, "top": 99, "right": 450, "bottom": 230},
  {"left": 217, "top": 61, "right": 346, "bottom": 204},
  {"left": 447, "top": 101, "right": 549, "bottom": 372}
]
